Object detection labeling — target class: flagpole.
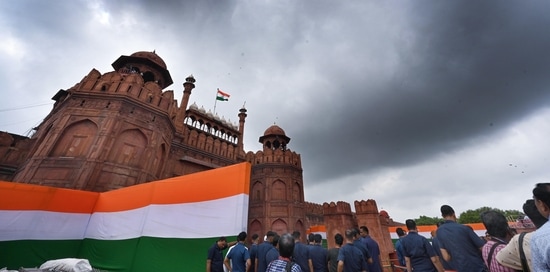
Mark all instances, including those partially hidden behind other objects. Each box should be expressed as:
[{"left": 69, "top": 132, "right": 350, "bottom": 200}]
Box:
[{"left": 213, "top": 88, "right": 218, "bottom": 115}]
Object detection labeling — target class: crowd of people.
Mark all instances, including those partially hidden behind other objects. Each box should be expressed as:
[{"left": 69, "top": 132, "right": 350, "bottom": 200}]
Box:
[
  {"left": 394, "top": 183, "right": 550, "bottom": 272},
  {"left": 206, "top": 226, "right": 382, "bottom": 272},
  {"left": 207, "top": 183, "right": 550, "bottom": 272}
]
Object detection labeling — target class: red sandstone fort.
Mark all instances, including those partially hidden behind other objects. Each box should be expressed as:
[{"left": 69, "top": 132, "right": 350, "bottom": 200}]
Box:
[{"left": 0, "top": 51, "right": 402, "bottom": 270}]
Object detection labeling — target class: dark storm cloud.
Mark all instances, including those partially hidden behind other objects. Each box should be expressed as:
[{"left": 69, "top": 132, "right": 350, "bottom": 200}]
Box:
[
  {"left": 100, "top": 1, "right": 237, "bottom": 41},
  {"left": 1, "top": 1, "right": 89, "bottom": 43},
  {"left": 283, "top": 2, "right": 550, "bottom": 184},
  {"left": 1, "top": 0, "right": 549, "bottom": 220}
]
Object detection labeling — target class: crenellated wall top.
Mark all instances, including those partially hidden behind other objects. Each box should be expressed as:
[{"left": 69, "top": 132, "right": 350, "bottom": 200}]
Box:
[
  {"left": 243, "top": 149, "right": 302, "bottom": 168},
  {"left": 305, "top": 202, "right": 323, "bottom": 215},
  {"left": 354, "top": 199, "right": 379, "bottom": 214},
  {"left": 67, "top": 69, "right": 178, "bottom": 114},
  {"left": 323, "top": 201, "right": 352, "bottom": 215}
]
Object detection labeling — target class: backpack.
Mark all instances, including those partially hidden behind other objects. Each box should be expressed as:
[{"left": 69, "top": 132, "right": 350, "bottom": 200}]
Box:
[{"left": 284, "top": 260, "right": 297, "bottom": 272}]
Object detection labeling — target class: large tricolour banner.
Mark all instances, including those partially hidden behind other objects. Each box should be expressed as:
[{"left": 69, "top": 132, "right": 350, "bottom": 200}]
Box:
[{"left": 0, "top": 162, "right": 251, "bottom": 271}]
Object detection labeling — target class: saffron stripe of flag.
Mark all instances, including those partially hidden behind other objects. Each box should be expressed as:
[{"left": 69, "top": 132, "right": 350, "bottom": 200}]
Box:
[
  {"left": 388, "top": 223, "right": 487, "bottom": 240},
  {"left": 217, "top": 88, "right": 230, "bottom": 97},
  {"left": 216, "top": 88, "right": 230, "bottom": 101}
]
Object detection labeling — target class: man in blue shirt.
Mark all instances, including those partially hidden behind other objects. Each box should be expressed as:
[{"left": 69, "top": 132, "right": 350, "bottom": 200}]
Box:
[
  {"left": 207, "top": 236, "right": 237, "bottom": 272},
  {"left": 394, "top": 227, "right": 406, "bottom": 268},
  {"left": 225, "top": 231, "right": 251, "bottom": 272},
  {"left": 249, "top": 233, "right": 260, "bottom": 272},
  {"left": 359, "top": 226, "right": 382, "bottom": 272},
  {"left": 431, "top": 222, "right": 453, "bottom": 271},
  {"left": 436, "top": 205, "right": 486, "bottom": 272},
  {"left": 257, "top": 231, "right": 277, "bottom": 272},
  {"left": 338, "top": 229, "right": 368, "bottom": 272},
  {"left": 401, "top": 219, "right": 444, "bottom": 272},
  {"left": 292, "top": 231, "right": 310, "bottom": 272},
  {"left": 265, "top": 234, "right": 280, "bottom": 266},
  {"left": 352, "top": 228, "right": 372, "bottom": 267},
  {"left": 308, "top": 234, "right": 328, "bottom": 272}
]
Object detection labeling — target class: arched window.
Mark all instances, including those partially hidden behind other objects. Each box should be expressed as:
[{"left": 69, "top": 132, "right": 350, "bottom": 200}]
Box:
[
  {"left": 271, "top": 219, "right": 288, "bottom": 234},
  {"left": 293, "top": 182, "right": 302, "bottom": 202},
  {"left": 294, "top": 220, "right": 305, "bottom": 242},
  {"left": 50, "top": 120, "right": 97, "bottom": 157},
  {"left": 272, "top": 180, "right": 286, "bottom": 200},
  {"left": 107, "top": 129, "right": 148, "bottom": 168},
  {"left": 252, "top": 181, "right": 264, "bottom": 201},
  {"left": 249, "top": 220, "right": 262, "bottom": 241},
  {"left": 155, "top": 143, "right": 166, "bottom": 178}
]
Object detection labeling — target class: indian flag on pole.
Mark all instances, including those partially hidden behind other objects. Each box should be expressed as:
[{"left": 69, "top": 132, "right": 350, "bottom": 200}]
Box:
[{"left": 216, "top": 88, "right": 230, "bottom": 101}]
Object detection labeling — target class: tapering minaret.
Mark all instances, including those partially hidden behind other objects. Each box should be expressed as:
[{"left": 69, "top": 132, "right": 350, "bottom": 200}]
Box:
[
  {"left": 175, "top": 75, "right": 196, "bottom": 133},
  {"left": 237, "top": 107, "right": 247, "bottom": 157}
]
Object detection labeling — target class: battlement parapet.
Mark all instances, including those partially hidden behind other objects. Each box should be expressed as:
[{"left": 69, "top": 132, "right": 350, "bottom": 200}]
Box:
[
  {"left": 305, "top": 201, "right": 323, "bottom": 215},
  {"left": 354, "top": 199, "right": 379, "bottom": 214},
  {"left": 244, "top": 149, "right": 302, "bottom": 168},
  {"left": 323, "top": 201, "right": 352, "bottom": 215},
  {"left": 71, "top": 69, "right": 177, "bottom": 114}
]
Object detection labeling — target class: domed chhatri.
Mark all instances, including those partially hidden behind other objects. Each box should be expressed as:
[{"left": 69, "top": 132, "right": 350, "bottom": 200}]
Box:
[
  {"left": 130, "top": 51, "right": 168, "bottom": 69},
  {"left": 111, "top": 50, "right": 173, "bottom": 88},
  {"left": 258, "top": 124, "right": 291, "bottom": 152},
  {"left": 263, "top": 124, "right": 286, "bottom": 137},
  {"left": 259, "top": 124, "right": 291, "bottom": 145}
]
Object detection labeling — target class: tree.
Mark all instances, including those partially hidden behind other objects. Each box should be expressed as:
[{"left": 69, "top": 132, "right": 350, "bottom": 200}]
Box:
[
  {"left": 414, "top": 215, "right": 443, "bottom": 226},
  {"left": 458, "top": 207, "right": 524, "bottom": 224},
  {"left": 411, "top": 207, "right": 524, "bottom": 225},
  {"left": 458, "top": 207, "right": 495, "bottom": 224}
]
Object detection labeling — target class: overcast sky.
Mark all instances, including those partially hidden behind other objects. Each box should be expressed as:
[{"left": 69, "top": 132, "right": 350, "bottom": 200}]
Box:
[{"left": 1, "top": 0, "right": 550, "bottom": 223}]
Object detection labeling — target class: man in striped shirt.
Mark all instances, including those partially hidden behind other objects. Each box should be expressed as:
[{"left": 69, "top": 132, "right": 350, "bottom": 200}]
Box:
[{"left": 267, "top": 234, "right": 301, "bottom": 272}]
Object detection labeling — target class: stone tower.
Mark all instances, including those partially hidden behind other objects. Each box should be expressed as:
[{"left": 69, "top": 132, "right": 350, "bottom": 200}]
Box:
[
  {"left": 13, "top": 51, "right": 178, "bottom": 191},
  {"left": 245, "top": 125, "right": 306, "bottom": 240}
]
